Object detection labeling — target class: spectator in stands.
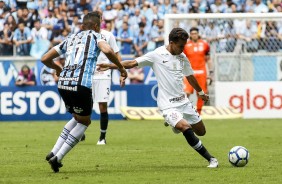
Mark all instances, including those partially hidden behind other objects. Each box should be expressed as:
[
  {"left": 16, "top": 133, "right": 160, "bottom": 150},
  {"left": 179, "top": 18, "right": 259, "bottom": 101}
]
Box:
[
  {"left": 50, "top": 26, "right": 67, "bottom": 46},
  {"left": 3, "top": 0, "right": 17, "bottom": 12},
  {"left": 112, "top": 1, "right": 125, "bottom": 22},
  {"left": 129, "top": 8, "right": 142, "bottom": 34},
  {"left": 124, "top": 0, "right": 137, "bottom": 17},
  {"left": 202, "top": 21, "right": 220, "bottom": 53},
  {"left": 16, "top": 0, "right": 28, "bottom": 9},
  {"left": 141, "top": 1, "right": 153, "bottom": 25},
  {"left": 224, "top": 21, "right": 237, "bottom": 52},
  {"left": 150, "top": 5, "right": 161, "bottom": 21},
  {"left": 30, "top": 19, "right": 50, "bottom": 58},
  {"left": 238, "top": 20, "right": 259, "bottom": 52},
  {"left": 56, "top": 10, "right": 72, "bottom": 32},
  {"left": 226, "top": 0, "right": 238, "bottom": 13},
  {"left": 139, "top": 15, "right": 151, "bottom": 35},
  {"left": 0, "top": 0, "right": 6, "bottom": 17},
  {"left": 6, "top": 14, "right": 17, "bottom": 31},
  {"left": 11, "top": 7, "right": 23, "bottom": 23},
  {"left": 278, "top": 22, "right": 282, "bottom": 49},
  {"left": 70, "top": 14, "right": 81, "bottom": 34},
  {"left": 76, "top": 0, "right": 92, "bottom": 18},
  {"left": 41, "top": 8, "right": 58, "bottom": 40},
  {"left": 117, "top": 21, "right": 133, "bottom": 54},
  {"left": 31, "top": 19, "right": 48, "bottom": 40},
  {"left": 0, "top": 22, "right": 13, "bottom": 55},
  {"left": 15, "top": 65, "right": 36, "bottom": 86},
  {"left": 21, "top": 7, "right": 32, "bottom": 28},
  {"left": 128, "top": 67, "right": 144, "bottom": 84},
  {"left": 210, "top": 0, "right": 228, "bottom": 13},
  {"left": 103, "top": 3, "right": 116, "bottom": 21},
  {"left": 13, "top": 19, "right": 32, "bottom": 56},
  {"left": 27, "top": 2, "right": 40, "bottom": 29},
  {"left": 251, "top": 0, "right": 269, "bottom": 13},
  {"left": 177, "top": 0, "right": 190, "bottom": 14},
  {"left": 158, "top": 0, "right": 172, "bottom": 18},
  {"left": 265, "top": 21, "right": 280, "bottom": 52},
  {"left": 150, "top": 19, "right": 164, "bottom": 49},
  {"left": 134, "top": 22, "right": 148, "bottom": 57}
]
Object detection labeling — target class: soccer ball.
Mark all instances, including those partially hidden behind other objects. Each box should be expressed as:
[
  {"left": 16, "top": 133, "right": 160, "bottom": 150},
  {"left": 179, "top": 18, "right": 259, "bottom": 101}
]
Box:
[{"left": 228, "top": 146, "right": 249, "bottom": 167}]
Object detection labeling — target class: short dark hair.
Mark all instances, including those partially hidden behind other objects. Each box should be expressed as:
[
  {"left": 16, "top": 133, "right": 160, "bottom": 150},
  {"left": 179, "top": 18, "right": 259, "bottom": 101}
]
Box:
[
  {"left": 189, "top": 27, "right": 199, "bottom": 33},
  {"left": 169, "top": 28, "right": 189, "bottom": 42},
  {"left": 82, "top": 11, "right": 101, "bottom": 29}
]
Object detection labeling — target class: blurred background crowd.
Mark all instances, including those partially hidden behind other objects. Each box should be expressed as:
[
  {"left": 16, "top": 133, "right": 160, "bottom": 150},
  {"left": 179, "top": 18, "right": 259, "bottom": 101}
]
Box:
[{"left": 0, "top": 0, "right": 282, "bottom": 58}]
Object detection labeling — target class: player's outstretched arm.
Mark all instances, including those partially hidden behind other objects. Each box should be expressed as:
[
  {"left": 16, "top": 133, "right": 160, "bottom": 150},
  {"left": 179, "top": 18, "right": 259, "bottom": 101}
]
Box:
[
  {"left": 98, "top": 41, "right": 128, "bottom": 87},
  {"left": 186, "top": 75, "right": 209, "bottom": 102},
  {"left": 41, "top": 48, "right": 62, "bottom": 76},
  {"left": 97, "top": 60, "right": 138, "bottom": 71}
]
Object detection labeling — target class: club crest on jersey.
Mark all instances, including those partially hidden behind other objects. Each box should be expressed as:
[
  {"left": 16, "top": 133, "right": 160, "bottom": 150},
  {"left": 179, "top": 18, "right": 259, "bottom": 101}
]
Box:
[{"left": 170, "top": 112, "right": 179, "bottom": 121}]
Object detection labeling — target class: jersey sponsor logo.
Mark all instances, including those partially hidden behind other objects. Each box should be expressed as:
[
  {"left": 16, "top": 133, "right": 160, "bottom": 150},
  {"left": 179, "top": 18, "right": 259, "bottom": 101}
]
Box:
[
  {"left": 169, "top": 94, "right": 185, "bottom": 103},
  {"left": 59, "top": 77, "right": 79, "bottom": 82},
  {"left": 163, "top": 60, "right": 169, "bottom": 63},
  {"left": 58, "top": 84, "right": 78, "bottom": 91}
]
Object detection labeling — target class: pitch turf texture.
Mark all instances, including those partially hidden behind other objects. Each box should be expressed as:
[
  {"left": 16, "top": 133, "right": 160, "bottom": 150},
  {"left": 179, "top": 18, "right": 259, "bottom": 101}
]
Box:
[{"left": 1, "top": 119, "right": 282, "bottom": 184}]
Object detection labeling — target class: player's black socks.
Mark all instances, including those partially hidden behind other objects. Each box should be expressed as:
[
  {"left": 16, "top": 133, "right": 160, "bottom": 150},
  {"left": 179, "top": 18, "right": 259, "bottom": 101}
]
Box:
[
  {"left": 183, "top": 128, "right": 212, "bottom": 161},
  {"left": 99, "top": 112, "right": 108, "bottom": 140}
]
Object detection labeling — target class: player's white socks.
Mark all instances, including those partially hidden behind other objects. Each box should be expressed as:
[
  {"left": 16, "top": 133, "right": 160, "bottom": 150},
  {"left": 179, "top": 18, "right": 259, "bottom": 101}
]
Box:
[
  {"left": 51, "top": 118, "right": 78, "bottom": 155},
  {"left": 56, "top": 123, "right": 87, "bottom": 162}
]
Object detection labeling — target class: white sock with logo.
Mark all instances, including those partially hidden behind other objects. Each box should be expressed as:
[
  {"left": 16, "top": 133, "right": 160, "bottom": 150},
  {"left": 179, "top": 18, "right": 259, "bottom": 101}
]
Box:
[
  {"left": 51, "top": 118, "right": 78, "bottom": 155},
  {"left": 56, "top": 123, "right": 87, "bottom": 162}
]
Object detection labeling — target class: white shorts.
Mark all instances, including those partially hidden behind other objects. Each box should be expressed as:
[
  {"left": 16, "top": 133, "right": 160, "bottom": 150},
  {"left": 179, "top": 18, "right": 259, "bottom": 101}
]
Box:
[
  {"left": 92, "top": 79, "right": 111, "bottom": 103},
  {"left": 161, "top": 102, "right": 201, "bottom": 128}
]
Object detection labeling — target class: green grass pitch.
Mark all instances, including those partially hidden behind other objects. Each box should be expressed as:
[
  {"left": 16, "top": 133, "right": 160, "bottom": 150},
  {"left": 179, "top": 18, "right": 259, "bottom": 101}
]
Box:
[{"left": 1, "top": 119, "right": 282, "bottom": 184}]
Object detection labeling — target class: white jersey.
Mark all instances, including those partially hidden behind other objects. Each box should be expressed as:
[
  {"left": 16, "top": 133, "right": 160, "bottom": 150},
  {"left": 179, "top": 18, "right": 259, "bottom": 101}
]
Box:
[
  {"left": 135, "top": 46, "right": 194, "bottom": 110},
  {"left": 93, "top": 29, "right": 120, "bottom": 80}
]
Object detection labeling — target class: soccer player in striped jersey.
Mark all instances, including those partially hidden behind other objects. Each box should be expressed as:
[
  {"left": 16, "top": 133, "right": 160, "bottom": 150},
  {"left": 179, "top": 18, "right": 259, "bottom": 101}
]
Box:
[
  {"left": 97, "top": 28, "right": 218, "bottom": 168},
  {"left": 41, "top": 11, "right": 127, "bottom": 173}
]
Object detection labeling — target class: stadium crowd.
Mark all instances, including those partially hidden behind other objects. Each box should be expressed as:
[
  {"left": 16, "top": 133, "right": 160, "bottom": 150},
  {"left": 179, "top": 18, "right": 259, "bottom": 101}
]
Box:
[{"left": 0, "top": 0, "right": 282, "bottom": 57}]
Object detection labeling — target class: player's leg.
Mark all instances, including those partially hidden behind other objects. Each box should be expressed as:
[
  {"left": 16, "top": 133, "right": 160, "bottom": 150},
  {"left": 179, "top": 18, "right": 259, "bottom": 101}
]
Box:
[
  {"left": 46, "top": 117, "right": 78, "bottom": 161},
  {"left": 163, "top": 105, "right": 218, "bottom": 168},
  {"left": 97, "top": 102, "right": 108, "bottom": 145},
  {"left": 93, "top": 79, "right": 111, "bottom": 145},
  {"left": 48, "top": 86, "right": 93, "bottom": 172},
  {"left": 55, "top": 114, "right": 91, "bottom": 162}
]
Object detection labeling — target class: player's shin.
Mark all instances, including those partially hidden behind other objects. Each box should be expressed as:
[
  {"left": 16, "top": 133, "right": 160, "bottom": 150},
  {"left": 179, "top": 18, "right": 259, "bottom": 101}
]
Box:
[
  {"left": 100, "top": 112, "right": 108, "bottom": 140},
  {"left": 182, "top": 128, "right": 213, "bottom": 161},
  {"left": 51, "top": 118, "right": 78, "bottom": 155},
  {"left": 56, "top": 123, "right": 87, "bottom": 162}
]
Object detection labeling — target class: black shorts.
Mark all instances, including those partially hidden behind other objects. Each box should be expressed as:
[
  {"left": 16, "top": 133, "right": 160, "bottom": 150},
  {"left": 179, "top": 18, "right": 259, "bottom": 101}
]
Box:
[{"left": 58, "top": 85, "right": 93, "bottom": 116}]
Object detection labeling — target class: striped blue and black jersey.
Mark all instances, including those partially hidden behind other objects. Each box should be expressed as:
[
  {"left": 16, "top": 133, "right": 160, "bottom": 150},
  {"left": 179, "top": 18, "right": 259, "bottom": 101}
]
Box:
[{"left": 54, "top": 30, "right": 106, "bottom": 89}]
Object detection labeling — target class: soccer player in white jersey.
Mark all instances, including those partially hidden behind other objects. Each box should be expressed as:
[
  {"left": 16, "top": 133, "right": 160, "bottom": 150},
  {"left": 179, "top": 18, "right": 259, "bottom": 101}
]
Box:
[
  {"left": 41, "top": 11, "right": 127, "bottom": 173},
  {"left": 93, "top": 28, "right": 121, "bottom": 145},
  {"left": 97, "top": 28, "right": 219, "bottom": 168},
  {"left": 80, "top": 11, "right": 121, "bottom": 145}
]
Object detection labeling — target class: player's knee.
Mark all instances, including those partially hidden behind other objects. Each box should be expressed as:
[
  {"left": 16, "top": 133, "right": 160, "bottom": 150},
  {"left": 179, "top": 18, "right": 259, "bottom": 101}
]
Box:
[
  {"left": 176, "top": 122, "right": 192, "bottom": 132},
  {"left": 195, "top": 129, "right": 206, "bottom": 136}
]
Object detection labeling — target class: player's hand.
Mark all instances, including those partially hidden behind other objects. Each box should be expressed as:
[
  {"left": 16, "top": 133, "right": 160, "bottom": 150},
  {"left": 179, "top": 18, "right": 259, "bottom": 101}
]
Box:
[
  {"left": 199, "top": 93, "right": 209, "bottom": 103},
  {"left": 119, "top": 67, "right": 127, "bottom": 87},
  {"left": 97, "top": 63, "right": 110, "bottom": 71}
]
